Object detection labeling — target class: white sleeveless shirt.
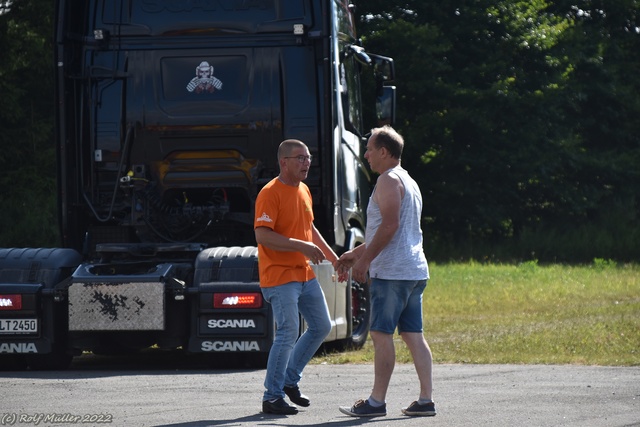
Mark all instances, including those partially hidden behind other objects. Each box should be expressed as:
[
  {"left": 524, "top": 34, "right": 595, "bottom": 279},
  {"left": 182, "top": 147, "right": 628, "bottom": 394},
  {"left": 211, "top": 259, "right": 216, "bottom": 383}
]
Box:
[{"left": 365, "top": 166, "right": 429, "bottom": 280}]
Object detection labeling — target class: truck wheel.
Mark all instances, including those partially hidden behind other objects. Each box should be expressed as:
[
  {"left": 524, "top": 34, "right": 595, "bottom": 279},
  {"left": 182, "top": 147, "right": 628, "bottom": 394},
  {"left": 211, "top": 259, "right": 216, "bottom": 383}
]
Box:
[
  {"left": 328, "top": 278, "right": 370, "bottom": 352},
  {"left": 347, "top": 279, "right": 371, "bottom": 349}
]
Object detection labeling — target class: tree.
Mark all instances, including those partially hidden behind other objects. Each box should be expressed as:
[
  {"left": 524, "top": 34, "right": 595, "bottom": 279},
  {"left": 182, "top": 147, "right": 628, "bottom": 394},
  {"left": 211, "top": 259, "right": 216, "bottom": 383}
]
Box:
[
  {"left": 356, "top": 0, "right": 640, "bottom": 261},
  {"left": 0, "top": 0, "right": 58, "bottom": 246}
]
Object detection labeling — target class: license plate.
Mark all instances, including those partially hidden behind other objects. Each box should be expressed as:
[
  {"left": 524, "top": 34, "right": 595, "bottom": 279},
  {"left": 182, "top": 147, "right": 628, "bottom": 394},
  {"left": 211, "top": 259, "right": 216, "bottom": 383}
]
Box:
[{"left": 0, "top": 319, "right": 38, "bottom": 334}]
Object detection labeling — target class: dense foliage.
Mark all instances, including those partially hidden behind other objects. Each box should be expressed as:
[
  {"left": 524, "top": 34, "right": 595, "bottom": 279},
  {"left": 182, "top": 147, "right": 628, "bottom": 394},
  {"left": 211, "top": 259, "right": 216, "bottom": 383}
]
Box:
[
  {"left": 358, "top": 1, "right": 640, "bottom": 262},
  {"left": 1, "top": 0, "right": 638, "bottom": 261},
  {"left": 0, "top": 0, "right": 59, "bottom": 246}
]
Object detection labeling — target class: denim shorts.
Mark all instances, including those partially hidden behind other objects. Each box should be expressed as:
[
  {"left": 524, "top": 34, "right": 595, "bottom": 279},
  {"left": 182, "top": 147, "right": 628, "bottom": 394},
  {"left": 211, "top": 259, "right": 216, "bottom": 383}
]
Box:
[{"left": 370, "top": 278, "right": 427, "bottom": 334}]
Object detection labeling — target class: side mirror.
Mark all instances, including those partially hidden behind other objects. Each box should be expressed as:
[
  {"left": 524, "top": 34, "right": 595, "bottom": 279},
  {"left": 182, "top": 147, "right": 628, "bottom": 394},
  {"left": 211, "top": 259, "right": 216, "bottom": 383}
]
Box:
[{"left": 376, "top": 86, "right": 396, "bottom": 126}]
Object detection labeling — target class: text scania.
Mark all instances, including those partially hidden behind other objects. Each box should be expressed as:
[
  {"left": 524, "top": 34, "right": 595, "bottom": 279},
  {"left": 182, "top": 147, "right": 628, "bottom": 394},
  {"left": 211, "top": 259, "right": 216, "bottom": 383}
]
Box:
[
  {"left": 0, "top": 342, "right": 38, "bottom": 353},
  {"left": 208, "top": 319, "right": 256, "bottom": 329},
  {"left": 201, "top": 341, "right": 260, "bottom": 351}
]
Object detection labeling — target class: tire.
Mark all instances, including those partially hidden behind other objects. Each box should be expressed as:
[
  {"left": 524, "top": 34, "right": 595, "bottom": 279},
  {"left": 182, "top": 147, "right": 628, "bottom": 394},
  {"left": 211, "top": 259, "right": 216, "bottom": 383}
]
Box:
[
  {"left": 346, "top": 278, "right": 371, "bottom": 349},
  {"left": 328, "top": 228, "right": 371, "bottom": 351},
  {"left": 329, "top": 277, "right": 370, "bottom": 351}
]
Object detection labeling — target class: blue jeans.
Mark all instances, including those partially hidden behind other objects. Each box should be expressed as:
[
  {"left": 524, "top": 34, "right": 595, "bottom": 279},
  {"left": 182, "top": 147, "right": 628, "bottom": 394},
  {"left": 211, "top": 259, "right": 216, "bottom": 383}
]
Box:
[
  {"left": 370, "top": 278, "right": 427, "bottom": 334},
  {"left": 261, "top": 278, "right": 332, "bottom": 401}
]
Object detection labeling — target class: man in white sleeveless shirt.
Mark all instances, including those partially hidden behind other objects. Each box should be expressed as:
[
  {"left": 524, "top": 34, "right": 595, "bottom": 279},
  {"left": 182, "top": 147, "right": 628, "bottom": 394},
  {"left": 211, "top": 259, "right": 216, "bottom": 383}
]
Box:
[{"left": 337, "top": 125, "right": 436, "bottom": 418}]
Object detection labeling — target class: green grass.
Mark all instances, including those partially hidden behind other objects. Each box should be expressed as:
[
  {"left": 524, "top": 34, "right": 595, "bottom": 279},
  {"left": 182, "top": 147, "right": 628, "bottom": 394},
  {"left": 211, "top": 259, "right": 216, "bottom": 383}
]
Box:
[{"left": 315, "top": 260, "right": 640, "bottom": 366}]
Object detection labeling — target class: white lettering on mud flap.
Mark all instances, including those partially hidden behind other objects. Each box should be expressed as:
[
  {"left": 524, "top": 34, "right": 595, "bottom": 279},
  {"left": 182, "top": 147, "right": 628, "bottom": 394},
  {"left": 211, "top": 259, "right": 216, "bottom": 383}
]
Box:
[
  {"left": 201, "top": 341, "right": 260, "bottom": 352},
  {"left": 207, "top": 319, "right": 256, "bottom": 329},
  {"left": 0, "top": 342, "right": 38, "bottom": 353}
]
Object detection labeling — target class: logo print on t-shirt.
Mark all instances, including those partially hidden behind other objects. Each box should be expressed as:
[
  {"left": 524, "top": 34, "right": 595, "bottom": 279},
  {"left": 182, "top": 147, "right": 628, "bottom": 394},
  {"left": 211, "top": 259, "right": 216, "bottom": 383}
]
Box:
[{"left": 257, "top": 212, "right": 273, "bottom": 222}]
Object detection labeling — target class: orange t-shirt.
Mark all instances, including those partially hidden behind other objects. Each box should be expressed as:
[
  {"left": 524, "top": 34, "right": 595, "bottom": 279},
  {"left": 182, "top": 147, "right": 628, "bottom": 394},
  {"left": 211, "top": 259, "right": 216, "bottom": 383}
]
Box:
[{"left": 254, "top": 178, "right": 316, "bottom": 287}]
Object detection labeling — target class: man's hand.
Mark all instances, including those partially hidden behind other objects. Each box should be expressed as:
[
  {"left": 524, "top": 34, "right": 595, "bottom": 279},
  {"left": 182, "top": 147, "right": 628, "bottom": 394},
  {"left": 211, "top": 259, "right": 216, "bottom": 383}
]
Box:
[
  {"left": 336, "top": 250, "right": 357, "bottom": 274},
  {"left": 350, "top": 258, "right": 370, "bottom": 283},
  {"left": 300, "top": 241, "right": 326, "bottom": 264},
  {"left": 335, "top": 248, "right": 369, "bottom": 283},
  {"left": 331, "top": 260, "right": 350, "bottom": 283}
]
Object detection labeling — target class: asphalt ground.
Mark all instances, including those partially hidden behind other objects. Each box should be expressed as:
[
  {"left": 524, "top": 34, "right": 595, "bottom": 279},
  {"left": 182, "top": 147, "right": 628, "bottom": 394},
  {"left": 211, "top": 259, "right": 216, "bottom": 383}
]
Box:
[{"left": 1, "top": 353, "right": 639, "bottom": 427}]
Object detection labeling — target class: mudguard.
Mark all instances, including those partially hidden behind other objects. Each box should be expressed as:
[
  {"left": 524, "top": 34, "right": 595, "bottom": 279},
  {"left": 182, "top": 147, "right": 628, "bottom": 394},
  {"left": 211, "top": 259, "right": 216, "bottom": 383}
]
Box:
[
  {"left": 188, "top": 246, "right": 272, "bottom": 354},
  {"left": 0, "top": 248, "right": 82, "bottom": 369}
]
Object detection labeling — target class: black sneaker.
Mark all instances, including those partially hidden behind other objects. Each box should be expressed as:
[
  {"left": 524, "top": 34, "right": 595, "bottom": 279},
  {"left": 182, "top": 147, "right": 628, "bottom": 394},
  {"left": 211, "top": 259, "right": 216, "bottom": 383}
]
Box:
[
  {"left": 284, "top": 385, "right": 310, "bottom": 407},
  {"left": 262, "top": 398, "right": 298, "bottom": 415},
  {"left": 401, "top": 400, "right": 436, "bottom": 416},
  {"left": 339, "top": 399, "right": 387, "bottom": 417}
]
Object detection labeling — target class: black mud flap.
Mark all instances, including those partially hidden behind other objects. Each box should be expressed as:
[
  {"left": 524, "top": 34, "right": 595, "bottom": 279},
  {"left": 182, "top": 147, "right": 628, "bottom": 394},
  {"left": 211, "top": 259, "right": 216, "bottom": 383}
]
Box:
[
  {"left": 188, "top": 247, "right": 273, "bottom": 360},
  {"left": 0, "top": 248, "right": 82, "bottom": 370}
]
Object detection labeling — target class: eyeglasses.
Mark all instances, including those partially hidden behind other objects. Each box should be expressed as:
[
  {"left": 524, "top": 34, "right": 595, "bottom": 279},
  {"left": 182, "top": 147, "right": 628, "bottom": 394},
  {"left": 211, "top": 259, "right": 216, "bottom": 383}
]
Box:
[{"left": 284, "top": 155, "right": 313, "bottom": 163}]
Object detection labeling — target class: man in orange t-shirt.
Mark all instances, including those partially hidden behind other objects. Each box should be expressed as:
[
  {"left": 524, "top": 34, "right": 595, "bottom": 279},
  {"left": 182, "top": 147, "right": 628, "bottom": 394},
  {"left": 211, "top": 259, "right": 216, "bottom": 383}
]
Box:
[{"left": 255, "top": 139, "right": 340, "bottom": 415}]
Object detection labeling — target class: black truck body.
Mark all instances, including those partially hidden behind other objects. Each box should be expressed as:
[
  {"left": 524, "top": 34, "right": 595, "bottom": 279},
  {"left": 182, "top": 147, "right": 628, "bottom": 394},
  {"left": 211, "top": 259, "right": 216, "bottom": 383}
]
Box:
[{"left": 0, "top": 0, "right": 395, "bottom": 369}]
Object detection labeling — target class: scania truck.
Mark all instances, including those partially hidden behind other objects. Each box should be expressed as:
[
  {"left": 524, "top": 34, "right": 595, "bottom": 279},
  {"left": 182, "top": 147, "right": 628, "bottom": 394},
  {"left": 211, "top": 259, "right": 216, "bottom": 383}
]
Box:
[{"left": 0, "top": 0, "right": 395, "bottom": 369}]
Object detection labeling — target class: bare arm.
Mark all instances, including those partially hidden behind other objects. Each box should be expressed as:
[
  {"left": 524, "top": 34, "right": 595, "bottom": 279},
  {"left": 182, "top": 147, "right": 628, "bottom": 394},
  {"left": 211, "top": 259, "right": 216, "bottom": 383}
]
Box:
[
  {"left": 312, "top": 225, "right": 350, "bottom": 281},
  {"left": 255, "top": 226, "right": 327, "bottom": 265},
  {"left": 336, "top": 243, "right": 366, "bottom": 272},
  {"left": 312, "top": 224, "right": 339, "bottom": 264},
  {"left": 349, "top": 172, "right": 403, "bottom": 282}
]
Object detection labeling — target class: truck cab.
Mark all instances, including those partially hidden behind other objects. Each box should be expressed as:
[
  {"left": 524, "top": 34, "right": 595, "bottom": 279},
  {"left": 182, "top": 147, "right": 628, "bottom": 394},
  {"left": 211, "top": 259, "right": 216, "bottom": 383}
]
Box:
[{"left": 0, "top": 0, "right": 395, "bottom": 369}]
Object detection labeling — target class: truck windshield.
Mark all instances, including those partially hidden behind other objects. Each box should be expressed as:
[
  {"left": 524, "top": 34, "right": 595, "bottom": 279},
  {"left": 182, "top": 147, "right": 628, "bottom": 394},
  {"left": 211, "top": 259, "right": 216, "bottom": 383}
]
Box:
[{"left": 97, "top": 0, "right": 312, "bottom": 36}]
